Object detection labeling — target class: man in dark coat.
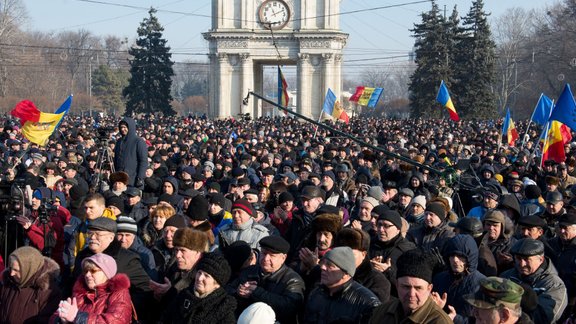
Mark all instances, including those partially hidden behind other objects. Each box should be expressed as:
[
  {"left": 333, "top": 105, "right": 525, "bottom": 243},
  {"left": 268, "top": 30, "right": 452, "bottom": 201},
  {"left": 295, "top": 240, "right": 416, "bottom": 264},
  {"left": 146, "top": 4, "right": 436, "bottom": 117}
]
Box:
[
  {"left": 114, "top": 117, "right": 148, "bottom": 188},
  {"left": 233, "top": 236, "right": 305, "bottom": 324}
]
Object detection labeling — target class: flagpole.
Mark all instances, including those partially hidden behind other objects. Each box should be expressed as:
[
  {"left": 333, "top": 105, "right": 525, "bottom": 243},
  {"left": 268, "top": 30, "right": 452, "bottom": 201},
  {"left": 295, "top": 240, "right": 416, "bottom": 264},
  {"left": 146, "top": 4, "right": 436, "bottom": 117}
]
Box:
[
  {"left": 313, "top": 110, "right": 324, "bottom": 139},
  {"left": 540, "top": 121, "right": 551, "bottom": 168},
  {"left": 520, "top": 119, "right": 533, "bottom": 151}
]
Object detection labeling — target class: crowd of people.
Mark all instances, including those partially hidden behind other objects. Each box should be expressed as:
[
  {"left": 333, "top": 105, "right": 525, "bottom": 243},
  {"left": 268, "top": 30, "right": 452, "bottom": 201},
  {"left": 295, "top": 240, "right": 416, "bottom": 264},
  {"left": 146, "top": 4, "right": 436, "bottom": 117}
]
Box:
[{"left": 0, "top": 113, "right": 573, "bottom": 323}]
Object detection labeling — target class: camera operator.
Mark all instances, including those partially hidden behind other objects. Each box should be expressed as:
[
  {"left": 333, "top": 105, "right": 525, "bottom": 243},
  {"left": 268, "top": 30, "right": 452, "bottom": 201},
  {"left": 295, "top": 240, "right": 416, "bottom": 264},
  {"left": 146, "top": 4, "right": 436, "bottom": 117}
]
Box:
[
  {"left": 15, "top": 187, "right": 66, "bottom": 270},
  {"left": 114, "top": 117, "right": 148, "bottom": 189}
]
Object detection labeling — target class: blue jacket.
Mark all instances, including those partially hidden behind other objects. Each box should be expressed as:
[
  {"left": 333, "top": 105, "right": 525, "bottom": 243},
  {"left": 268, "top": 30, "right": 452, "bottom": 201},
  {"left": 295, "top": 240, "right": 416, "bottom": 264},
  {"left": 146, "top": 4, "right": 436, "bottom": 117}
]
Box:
[
  {"left": 433, "top": 234, "right": 486, "bottom": 324},
  {"left": 114, "top": 117, "right": 148, "bottom": 187}
]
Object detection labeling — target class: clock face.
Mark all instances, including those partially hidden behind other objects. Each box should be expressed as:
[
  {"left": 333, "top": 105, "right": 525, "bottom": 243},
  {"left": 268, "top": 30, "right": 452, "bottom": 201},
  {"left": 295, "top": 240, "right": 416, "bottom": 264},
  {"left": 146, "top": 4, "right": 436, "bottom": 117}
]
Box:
[{"left": 259, "top": 0, "right": 290, "bottom": 30}]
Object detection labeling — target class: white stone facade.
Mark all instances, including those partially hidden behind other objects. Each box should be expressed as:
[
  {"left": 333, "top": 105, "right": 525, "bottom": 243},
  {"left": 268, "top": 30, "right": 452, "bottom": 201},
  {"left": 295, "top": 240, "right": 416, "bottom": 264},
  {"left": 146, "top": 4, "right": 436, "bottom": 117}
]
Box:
[{"left": 203, "top": 0, "right": 348, "bottom": 119}]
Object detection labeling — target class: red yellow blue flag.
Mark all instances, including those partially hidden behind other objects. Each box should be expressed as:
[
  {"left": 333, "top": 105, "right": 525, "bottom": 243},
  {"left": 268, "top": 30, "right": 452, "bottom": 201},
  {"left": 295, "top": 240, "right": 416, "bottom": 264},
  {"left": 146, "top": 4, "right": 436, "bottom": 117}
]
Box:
[
  {"left": 502, "top": 107, "right": 519, "bottom": 146},
  {"left": 436, "top": 80, "right": 459, "bottom": 121},
  {"left": 349, "top": 86, "right": 383, "bottom": 107},
  {"left": 11, "top": 96, "right": 72, "bottom": 146},
  {"left": 277, "top": 66, "right": 289, "bottom": 115},
  {"left": 323, "top": 88, "right": 349, "bottom": 124}
]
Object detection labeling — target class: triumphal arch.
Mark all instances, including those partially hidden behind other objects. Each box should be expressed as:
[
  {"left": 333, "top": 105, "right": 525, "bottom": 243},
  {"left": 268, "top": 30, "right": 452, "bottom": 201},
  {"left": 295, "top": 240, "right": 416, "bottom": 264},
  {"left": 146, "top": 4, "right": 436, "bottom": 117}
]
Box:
[{"left": 203, "top": 0, "right": 348, "bottom": 119}]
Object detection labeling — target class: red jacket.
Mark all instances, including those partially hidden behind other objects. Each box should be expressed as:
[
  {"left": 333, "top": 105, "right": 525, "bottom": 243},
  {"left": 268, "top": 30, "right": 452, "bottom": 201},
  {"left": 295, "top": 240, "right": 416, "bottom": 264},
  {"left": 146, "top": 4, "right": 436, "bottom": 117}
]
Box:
[
  {"left": 51, "top": 273, "right": 133, "bottom": 324},
  {"left": 25, "top": 207, "right": 69, "bottom": 269}
]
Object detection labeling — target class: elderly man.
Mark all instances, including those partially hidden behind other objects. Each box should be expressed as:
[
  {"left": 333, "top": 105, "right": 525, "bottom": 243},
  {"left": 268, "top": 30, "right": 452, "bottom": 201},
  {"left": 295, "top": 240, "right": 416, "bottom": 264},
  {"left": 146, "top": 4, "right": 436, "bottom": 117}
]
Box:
[
  {"left": 151, "top": 215, "right": 187, "bottom": 275},
  {"left": 298, "top": 212, "right": 342, "bottom": 274},
  {"left": 501, "top": 238, "right": 567, "bottom": 323},
  {"left": 369, "top": 249, "right": 453, "bottom": 323},
  {"left": 542, "top": 191, "right": 566, "bottom": 232},
  {"left": 116, "top": 216, "right": 156, "bottom": 279},
  {"left": 305, "top": 246, "right": 382, "bottom": 323},
  {"left": 465, "top": 277, "right": 533, "bottom": 324},
  {"left": 351, "top": 196, "right": 379, "bottom": 234},
  {"left": 548, "top": 212, "right": 576, "bottom": 317},
  {"left": 406, "top": 201, "right": 454, "bottom": 252},
  {"left": 481, "top": 210, "right": 516, "bottom": 273},
  {"left": 234, "top": 236, "right": 305, "bottom": 324},
  {"left": 216, "top": 198, "right": 269, "bottom": 250},
  {"left": 369, "top": 210, "right": 416, "bottom": 289},
  {"left": 286, "top": 186, "right": 326, "bottom": 260},
  {"left": 73, "top": 217, "right": 153, "bottom": 319}
]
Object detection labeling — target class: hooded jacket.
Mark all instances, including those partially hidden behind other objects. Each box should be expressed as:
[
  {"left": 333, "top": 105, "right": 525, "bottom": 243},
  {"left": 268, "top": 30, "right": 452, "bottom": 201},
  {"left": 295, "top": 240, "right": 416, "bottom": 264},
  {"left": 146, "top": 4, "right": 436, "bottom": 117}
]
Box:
[
  {"left": 0, "top": 257, "right": 61, "bottom": 324},
  {"left": 433, "top": 234, "right": 486, "bottom": 324},
  {"left": 114, "top": 117, "right": 148, "bottom": 187}
]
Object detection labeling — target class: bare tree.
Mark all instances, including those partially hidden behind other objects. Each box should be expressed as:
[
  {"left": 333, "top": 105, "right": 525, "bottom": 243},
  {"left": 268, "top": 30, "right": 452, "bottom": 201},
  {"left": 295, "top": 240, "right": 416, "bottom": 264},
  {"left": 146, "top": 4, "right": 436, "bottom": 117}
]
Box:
[
  {"left": 493, "top": 7, "right": 537, "bottom": 112},
  {"left": 58, "top": 29, "right": 100, "bottom": 94},
  {"left": 0, "top": 0, "right": 27, "bottom": 97}
]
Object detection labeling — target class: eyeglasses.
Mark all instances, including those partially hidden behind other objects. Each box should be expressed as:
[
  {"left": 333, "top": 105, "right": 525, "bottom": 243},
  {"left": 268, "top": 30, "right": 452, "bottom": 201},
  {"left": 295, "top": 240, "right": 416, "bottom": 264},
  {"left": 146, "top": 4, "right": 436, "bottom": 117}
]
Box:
[
  {"left": 377, "top": 223, "right": 396, "bottom": 229},
  {"left": 83, "top": 268, "right": 102, "bottom": 275},
  {"left": 86, "top": 231, "right": 111, "bottom": 239}
]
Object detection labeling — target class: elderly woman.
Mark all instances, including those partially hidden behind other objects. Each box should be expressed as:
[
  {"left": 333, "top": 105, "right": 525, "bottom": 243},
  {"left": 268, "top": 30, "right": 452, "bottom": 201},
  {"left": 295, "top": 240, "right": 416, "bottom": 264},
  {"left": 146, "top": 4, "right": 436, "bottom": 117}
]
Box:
[
  {"left": 51, "top": 253, "right": 132, "bottom": 323},
  {"left": 140, "top": 204, "right": 176, "bottom": 248},
  {"left": 161, "top": 252, "right": 236, "bottom": 323}
]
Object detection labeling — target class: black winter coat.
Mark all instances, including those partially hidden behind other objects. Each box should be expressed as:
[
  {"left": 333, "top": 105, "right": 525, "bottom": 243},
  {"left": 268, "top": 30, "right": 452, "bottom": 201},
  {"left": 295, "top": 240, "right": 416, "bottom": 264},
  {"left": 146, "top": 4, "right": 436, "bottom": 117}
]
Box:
[
  {"left": 304, "top": 279, "right": 381, "bottom": 323},
  {"left": 234, "top": 264, "right": 305, "bottom": 324},
  {"left": 354, "top": 256, "right": 391, "bottom": 303},
  {"left": 114, "top": 117, "right": 148, "bottom": 187},
  {"left": 369, "top": 234, "right": 416, "bottom": 288},
  {"left": 161, "top": 287, "right": 236, "bottom": 324}
]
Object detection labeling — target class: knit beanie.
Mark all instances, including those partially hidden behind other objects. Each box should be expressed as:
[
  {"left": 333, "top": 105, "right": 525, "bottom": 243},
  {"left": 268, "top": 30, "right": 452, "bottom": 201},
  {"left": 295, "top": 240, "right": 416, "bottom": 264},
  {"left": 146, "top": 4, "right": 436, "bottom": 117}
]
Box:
[
  {"left": 186, "top": 195, "right": 209, "bottom": 221},
  {"left": 232, "top": 199, "right": 254, "bottom": 217},
  {"left": 9, "top": 246, "right": 45, "bottom": 287},
  {"left": 164, "top": 215, "right": 188, "bottom": 229},
  {"left": 173, "top": 228, "right": 209, "bottom": 252},
  {"left": 197, "top": 252, "right": 231, "bottom": 286},
  {"left": 396, "top": 249, "right": 434, "bottom": 283},
  {"left": 377, "top": 210, "right": 403, "bottom": 230},
  {"left": 362, "top": 196, "right": 380, "bottom": 208},
  {"left": 425, "top": 202, "right": 447, "bottom": 220},
  {"left": 82, "top": 253, "right": 117, "bottom": 279},
  {"left": 278, "top": 191, "right": 294, "bottom": 204},
  {"left": 524, "top": 185, "right": 541, "bottom": 200},
  {"left": 116, "top": 216, "right": 137, "bottom": 234},
  {"left": 323, "top": 246, "right": 356, "bottom": 277},
  {"left": 411, "top": 195, "right": 427, "bottom": 208},
  {"left": 223, "top": 240, "right": 253, "bottom": 274},
  {"left": 237, "top": 302, "right": 276, "bottom": 324},
  {"left": 106, "top": 196, "right": 125, "bottom": 214}
]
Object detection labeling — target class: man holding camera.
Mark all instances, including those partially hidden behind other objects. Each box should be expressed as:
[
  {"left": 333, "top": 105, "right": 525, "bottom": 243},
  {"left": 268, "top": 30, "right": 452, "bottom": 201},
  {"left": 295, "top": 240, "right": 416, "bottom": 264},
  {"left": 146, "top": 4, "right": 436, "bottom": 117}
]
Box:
[
  {"left": 16, "top": 187, "right": 67, "bottom": 270},
  {"left": 114, "top": 117, "right": 148, "bottom": 189}
]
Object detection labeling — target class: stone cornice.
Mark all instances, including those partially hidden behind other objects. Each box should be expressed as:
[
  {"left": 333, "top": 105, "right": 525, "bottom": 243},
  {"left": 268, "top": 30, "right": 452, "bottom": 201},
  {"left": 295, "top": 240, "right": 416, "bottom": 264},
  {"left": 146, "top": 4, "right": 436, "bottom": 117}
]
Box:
[{"left": 203, "top": 30, "right": 349, "bottom": 41}]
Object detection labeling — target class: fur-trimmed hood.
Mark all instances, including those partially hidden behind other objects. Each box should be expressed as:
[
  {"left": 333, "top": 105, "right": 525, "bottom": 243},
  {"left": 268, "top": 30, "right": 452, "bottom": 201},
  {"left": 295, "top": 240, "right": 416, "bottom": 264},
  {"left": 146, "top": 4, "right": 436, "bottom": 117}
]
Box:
[
  {"left": 72, "top": 273, "right": 131, "bottom": 296},
  {"left": 1, "top": 257, "right": 59, "bottom": 290}
]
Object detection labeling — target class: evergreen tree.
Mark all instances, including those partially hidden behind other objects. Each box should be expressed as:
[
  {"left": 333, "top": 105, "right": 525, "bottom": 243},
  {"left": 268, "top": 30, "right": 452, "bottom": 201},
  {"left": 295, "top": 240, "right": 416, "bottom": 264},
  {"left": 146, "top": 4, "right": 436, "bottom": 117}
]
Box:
[
  {"left": 123, "top": 8, "right": 175, "bottom": 116},
  {"left": 408, "top": 1, "right": 452, "bottom": 119},
  {"left": 92, "top": 65, "right": 128, "bottom": 116},
  {"left": 454, "top": 0, "right": 496, "bottom": 118}
]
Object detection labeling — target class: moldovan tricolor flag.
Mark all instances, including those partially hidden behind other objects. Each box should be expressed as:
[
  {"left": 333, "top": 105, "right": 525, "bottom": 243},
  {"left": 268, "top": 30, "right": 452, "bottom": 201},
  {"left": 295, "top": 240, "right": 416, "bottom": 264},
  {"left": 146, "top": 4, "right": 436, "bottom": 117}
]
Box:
[
  {"left": 11, "top": 96, "right": 72, "bottom": 146},
  {"left": 436, "top": 80, "right": 459, "bottom": 121},
  {"left": 277, "top": 66, "right": 289, "bottom": 115},
  {"left": 349, "top": 86, "right": 383, "bottom": 107},
  {"left": 323, "top": 88, "right": 349, "bottom": 124},
  {"left": 542, "top": 120, "right": 572, "bottom": 164},
  {"left": 502, "top": 107, "right": 519, "bottom": 146}
]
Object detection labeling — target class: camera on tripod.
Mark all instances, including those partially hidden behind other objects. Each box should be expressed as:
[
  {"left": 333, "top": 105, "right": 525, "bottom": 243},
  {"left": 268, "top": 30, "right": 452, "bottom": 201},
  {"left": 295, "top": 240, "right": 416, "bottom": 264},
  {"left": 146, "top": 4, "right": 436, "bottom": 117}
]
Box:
[
  {"left": 37, "top": 198, "right": 58, "bottom": 224},
  {"left": 0, "top": 179, "right": 27, "bottom": 221},
  {"left": 96, "top": 126, "right": 114, "bottom": 143}
]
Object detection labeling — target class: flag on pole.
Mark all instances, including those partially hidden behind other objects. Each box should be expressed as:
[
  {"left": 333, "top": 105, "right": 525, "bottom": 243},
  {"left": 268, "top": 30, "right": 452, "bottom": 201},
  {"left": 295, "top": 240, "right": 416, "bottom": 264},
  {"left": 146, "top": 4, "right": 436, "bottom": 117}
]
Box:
[
  {"left": 549, "top": 84, "right": 576, "bottom": 130},
  {"left": 542, "top": 120, "right": 572, "bottom": 164},
  {"left": 530, "top": 93, "right": 554, "bottom": 126},
  {"left": 277, "top": 66, "right": 289, "bottom": 115},
  {"left": 502, "top": 107, "right": 519, "bottom": 146},
  {"left": 436, "top": 80, "right": 459, "bottom": 121},
  {"left": 11, "top": 96, "right": 72, "bottom": 146},
  {"left": 349, "top": 86, "right": 383, "bottom": 107},
  {"left": 323, "top": 88, "right": 349, "bottom": 124}
]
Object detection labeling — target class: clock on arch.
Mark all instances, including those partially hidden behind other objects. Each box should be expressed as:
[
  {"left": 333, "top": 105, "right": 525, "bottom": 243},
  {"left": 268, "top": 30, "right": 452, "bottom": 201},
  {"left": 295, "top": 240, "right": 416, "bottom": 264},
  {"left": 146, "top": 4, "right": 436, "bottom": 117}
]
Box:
[{"left": 258, "top": 0, "right": 291, "bottom": 30}]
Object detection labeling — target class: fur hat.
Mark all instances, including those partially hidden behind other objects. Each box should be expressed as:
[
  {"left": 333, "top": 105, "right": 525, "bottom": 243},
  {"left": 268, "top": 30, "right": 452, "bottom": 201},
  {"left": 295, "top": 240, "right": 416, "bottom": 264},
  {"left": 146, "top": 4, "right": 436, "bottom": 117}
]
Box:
[
  {"left": 109, "top": 171, "right": 129, "bottom": 185},
  {"left": 396, "top": 249, "right": 435, "bottom": 283},
  {"left": 173, "top": 228, "right": 208, "bottom": 252},
  {"left": 546, "top": 175, "right": 560, "bottom": 186},
  {"left": 312, "top": 213, "right": 342, "bottom": 235},
  {"left": 335, "top": 228, "right": 370, "bottom": 252}
]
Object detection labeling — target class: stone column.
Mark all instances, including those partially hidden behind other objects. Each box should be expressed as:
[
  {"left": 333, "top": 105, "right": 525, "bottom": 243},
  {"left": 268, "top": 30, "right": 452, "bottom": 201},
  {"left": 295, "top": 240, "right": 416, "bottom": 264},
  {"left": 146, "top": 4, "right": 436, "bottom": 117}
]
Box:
[
  {"left": 217, "top": 53, "right": 231, "bottom": 119},
  {"left": 240, "top": 53, "right": 254, "bottom": 116},
  {"left": 334, "top": 54, "right": 343, "bottom": 100},
  {"left": 297, "top": 53, "right": 311, "bottom": 117},
  {"left": 322, "top": 53, "right": 334, "bottom": 96}
]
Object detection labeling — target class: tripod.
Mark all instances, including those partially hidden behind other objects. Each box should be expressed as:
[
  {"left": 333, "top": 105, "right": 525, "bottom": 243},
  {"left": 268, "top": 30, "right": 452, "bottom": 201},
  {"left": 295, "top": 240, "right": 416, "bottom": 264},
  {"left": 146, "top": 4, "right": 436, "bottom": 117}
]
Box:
[{"left": 90, "top": 139, "right": 115, "bottom": 193}]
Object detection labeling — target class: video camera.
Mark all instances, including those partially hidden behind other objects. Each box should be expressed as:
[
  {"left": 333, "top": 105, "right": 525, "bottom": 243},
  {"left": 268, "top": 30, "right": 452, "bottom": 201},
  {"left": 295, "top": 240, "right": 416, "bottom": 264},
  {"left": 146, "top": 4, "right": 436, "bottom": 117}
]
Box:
[
  {"left": 36, "top": 198, "right": 58, "bottom": 224},
  {"left": 0, "top": 179, "right": 26, "bottom": 221},
  {"left": 96, "top": 126, "right": 114, "bottom": 143}
]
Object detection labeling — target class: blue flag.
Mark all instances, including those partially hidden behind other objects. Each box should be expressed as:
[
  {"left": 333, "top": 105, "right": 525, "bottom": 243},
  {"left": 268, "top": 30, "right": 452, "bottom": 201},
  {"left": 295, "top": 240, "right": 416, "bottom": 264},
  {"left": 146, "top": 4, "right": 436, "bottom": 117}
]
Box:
[
  {"left": 530, "top": 93, "right": 553, "bottom": 126},
  {"left": 549, "top": 84, "right": 576, "bottom": 130},
  {"left": 230, "top": 131, "right": 238, "bottom": 140}
]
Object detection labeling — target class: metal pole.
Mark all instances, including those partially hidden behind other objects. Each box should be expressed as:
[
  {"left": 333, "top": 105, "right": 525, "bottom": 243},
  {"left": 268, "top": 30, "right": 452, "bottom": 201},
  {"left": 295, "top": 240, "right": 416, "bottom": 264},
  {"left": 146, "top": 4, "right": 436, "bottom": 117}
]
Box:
[
  {"left": 89, "top": 58, "right": 92, "bottom": 117},
  {"left": 248, "top": 91, "right": 443, "bottom": 176}
]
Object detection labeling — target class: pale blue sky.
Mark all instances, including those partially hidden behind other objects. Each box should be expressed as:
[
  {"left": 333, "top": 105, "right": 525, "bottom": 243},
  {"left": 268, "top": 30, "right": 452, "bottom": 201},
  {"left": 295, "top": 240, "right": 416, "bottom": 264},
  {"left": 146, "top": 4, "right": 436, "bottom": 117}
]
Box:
[{"left": 24, "top": 0, "right": 551, "bottom": 75}]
